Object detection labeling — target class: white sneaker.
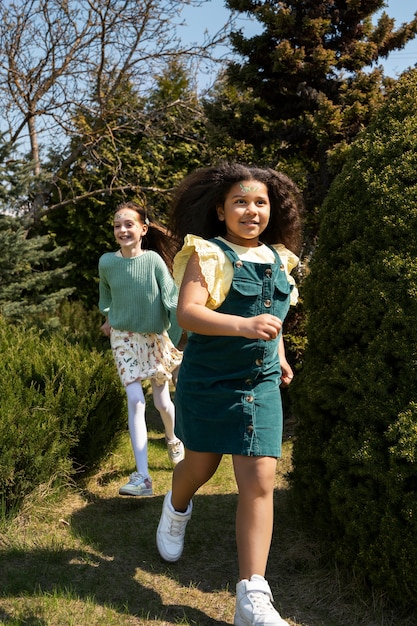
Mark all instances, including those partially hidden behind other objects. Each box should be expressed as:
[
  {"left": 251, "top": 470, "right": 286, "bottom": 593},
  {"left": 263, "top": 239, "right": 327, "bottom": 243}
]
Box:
[
  {"left": 156, "top": 491, "right": 192, "bottom": 562},
  {"left": 119, "top": 472, "right": 153, "bottom": 496},
  {"left": 166, "top": 438, "right": 185, "bottom": 465},
  {"left": 234, "top": 575, "right": 289, "bottom": 626}
]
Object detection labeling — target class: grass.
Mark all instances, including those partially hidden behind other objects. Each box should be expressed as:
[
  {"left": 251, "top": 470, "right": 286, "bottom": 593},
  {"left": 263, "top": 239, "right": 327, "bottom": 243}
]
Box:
[{"left": 1, "top": 402, "right": 417, "bottom": 626}]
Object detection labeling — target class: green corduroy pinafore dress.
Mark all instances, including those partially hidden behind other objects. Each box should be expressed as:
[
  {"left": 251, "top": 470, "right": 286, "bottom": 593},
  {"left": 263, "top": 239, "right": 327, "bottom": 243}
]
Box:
[{"left": 174, "top": 238, "right": 293, "bottom": 457}]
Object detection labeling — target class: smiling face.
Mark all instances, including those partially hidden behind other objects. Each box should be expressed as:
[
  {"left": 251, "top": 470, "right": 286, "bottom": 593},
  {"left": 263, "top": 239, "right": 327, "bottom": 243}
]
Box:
[
  {"left": 113, "top": 208, "right": 148, "bottom": 257},
  {"left": 216, "top": 180, "right": 270, "bottom": 247}
]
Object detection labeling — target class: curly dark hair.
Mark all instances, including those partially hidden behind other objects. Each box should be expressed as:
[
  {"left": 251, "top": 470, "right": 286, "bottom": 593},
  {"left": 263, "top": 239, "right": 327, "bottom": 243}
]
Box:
[{"left": 168, "top": 162, "right": 303, "bottom": 254}]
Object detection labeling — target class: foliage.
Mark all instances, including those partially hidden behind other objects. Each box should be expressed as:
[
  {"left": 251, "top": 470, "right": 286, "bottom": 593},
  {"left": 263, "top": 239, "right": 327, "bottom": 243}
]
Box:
[
  {"left": 207, "top": 0, "right": 417, "bottom": 225},
  {"left": 56, "top": 299, "right": 110, "bottom": 350},
  {"left": 0, "top": 214, "right": 74, "bottom": 322},
  {"left": 0, "top": 0, "right": 228, "bottom": 219},
  {"left": 0, "top": 134, "right": 37, "bottom": 215},
  {"left": 41, "top": 62, "right": 211, "bottom": 307},
  {"left": 290, "top": 69, "right": 417, "bottom": 606},
  {"left": 143, "top": 59, "right": 212, "bottom": 202},
  {"left": 0, "top": 315, "right": 126, "bottom": 518},
  {"left": 0, "top": 132, "right": 76, "bottom": 323},
  {"left": 203, "top": 74, "right": 265, "bottom": 164}
]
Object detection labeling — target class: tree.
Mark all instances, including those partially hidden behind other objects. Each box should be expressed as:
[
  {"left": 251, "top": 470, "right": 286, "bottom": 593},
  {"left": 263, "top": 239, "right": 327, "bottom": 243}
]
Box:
[
  {"left": 0, "top": 135, "right": 73, "bottom": 323},
  {"left": 0, "top": 0, "right": 230, "bottom": 219},
  {"left": 142, "top": 59, "right": 212, "bottom": 205},
  {"left": 0, "top": 134, "right": 36, "bottom": 215},
  {"left": 290, "top": 69, "right": 417, "bottom": 606},
  {"left": 0, "top": 215, "right": 74, "bottom": 322},
  {"left": 203, "top": 72, "right": 267, "bottom": 164},
  {"left": 40, "top": 61, "right": 211, "bottom": 307},
  {"left": 208, "top": 0, "right": 417, "bottom": 217}
]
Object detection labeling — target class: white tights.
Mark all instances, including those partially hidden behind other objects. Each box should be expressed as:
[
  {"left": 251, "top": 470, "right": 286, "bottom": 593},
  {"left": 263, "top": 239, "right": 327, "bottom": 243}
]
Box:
[{"left": 125, "top": 380, "right": 176, "bottom": 478}]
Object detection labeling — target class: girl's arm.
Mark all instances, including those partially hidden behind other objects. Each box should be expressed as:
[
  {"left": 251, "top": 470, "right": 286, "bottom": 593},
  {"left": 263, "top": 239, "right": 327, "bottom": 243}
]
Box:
[
  {"left": 98, "top": 260, "right": 112, "bottom": 316},
  {"left": 154, "top": 255, "right": 183, "bottom": 347},
  {"left": 100, "top": 318, "right": 111, "bottom": 337},
  {"left": 178, "top": 252, "right": 282, "bottom": 341},
  {"left": 279, "top": 334, "right": 294, "bottom": 385},
  {"left": 98, "top": 263, "right": 112, "bottom": 336}
]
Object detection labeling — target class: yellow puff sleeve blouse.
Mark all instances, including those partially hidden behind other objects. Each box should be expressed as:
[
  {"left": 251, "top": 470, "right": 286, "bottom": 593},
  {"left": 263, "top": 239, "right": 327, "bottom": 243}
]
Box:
[{"left": 173, "top": 235, "right": 299, "bottom": 309}]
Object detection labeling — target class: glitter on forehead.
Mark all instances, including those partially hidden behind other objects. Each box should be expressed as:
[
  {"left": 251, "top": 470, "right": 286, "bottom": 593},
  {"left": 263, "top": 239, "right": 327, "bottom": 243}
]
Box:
[
  {"left": 240, "top": 182, "right": 260, "bottom": 193},
  {"left": 114, "top": 212, "right": 142, "bottom": 230},
  {"left": 115, "top": 212, "right": 134, "bottom": 219}
]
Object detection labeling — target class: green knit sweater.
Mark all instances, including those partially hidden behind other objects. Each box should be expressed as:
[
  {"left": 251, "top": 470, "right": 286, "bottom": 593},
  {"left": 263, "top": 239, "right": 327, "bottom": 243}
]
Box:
[{"left": 98, "top": 250, "right": 182, "bottom": 346}]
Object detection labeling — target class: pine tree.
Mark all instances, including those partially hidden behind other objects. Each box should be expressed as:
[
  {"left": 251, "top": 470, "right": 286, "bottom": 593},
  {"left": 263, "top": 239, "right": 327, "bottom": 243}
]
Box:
[
  {"left": 0, "top": 137, "right": 74, "bottom": 323},
  {"left": 0, "top": 216, "right": 74, "bottom": 322},
  {"left": 210, "top": 0, "right": 417, "bottom": 211}
]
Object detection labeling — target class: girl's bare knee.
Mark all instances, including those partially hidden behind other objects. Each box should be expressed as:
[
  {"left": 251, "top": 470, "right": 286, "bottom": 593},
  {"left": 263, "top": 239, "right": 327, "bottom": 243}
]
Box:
[{"left": 183, "top": 451, "right": 222, "bottom": 485}]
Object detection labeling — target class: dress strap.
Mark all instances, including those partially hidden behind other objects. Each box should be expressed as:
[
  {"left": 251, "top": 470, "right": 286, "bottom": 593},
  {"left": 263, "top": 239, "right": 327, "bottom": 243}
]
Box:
[{"left": 208, "top": 238, "right": 239, "bottom": 263}]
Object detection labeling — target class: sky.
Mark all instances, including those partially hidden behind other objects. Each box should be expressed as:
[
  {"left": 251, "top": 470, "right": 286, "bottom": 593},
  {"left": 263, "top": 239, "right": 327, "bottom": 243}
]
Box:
[{"left": 179, "top": 0, "right": 417, "bottom": 87}]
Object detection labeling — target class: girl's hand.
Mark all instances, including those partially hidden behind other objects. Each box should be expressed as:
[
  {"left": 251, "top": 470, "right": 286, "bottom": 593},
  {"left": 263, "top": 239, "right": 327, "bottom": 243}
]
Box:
[
  {"left": 240, "top": 314, "right": 282, "bottom": 340},
  {"left": 100, "top": 319, "right": 111, "bottom": 337},
  {"left": 279, "top": 335, "right": 293, "bottom": 386},
  {"left": 178, "top": 254, "right": 283, "bottom": 340},
  {"left": 280, "top": 358, "right": 294, "bottom": 386}
]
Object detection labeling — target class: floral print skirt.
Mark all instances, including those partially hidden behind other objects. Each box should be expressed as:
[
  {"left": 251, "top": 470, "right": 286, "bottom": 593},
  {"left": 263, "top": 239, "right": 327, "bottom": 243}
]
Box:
[{"left": 110, "top": 328, "right": 183, "bottom": 387}]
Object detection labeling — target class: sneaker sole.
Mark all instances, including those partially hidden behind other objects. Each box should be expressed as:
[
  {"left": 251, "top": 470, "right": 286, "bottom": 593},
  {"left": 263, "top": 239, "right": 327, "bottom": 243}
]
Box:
[
  {"left": 119, "top": 488, "right": 153, "bottom": 496},
  {"left": 234, "top": 609, "right": 289, "bottom": 626}
]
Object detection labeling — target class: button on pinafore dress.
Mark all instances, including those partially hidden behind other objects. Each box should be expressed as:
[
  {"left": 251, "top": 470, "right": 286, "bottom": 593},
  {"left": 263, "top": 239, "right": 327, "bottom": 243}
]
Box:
[{"left": 174, "top": 239, "right": 293, "bottom": 457}]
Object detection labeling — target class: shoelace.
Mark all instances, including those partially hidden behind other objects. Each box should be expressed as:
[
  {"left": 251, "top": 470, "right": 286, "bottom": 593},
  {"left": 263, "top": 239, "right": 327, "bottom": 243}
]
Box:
[
  {"left": 168, "top": 517, "right": 187, "bottom": 537},
  {"left": 129, "top": 473, "right": 149, "bottom": 487},
  {"left": 248, "top": 591, "right": 274, "bottom": 614}
]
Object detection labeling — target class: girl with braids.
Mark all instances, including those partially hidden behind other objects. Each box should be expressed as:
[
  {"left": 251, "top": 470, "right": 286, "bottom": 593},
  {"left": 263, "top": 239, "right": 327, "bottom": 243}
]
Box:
[
  {"left": 99, "top": 201, "right": 184, "bottom": 497},
  {"left": 156, "top": 163, "right": 303, "bottom": 626}
]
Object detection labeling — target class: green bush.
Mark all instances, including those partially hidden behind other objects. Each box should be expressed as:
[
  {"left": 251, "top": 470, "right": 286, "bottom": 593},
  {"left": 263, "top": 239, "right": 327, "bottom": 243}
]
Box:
[
  {"left": 54, "top": 299, "right": 109, "bottom": 350},
  {"left": 290, "top": 69, "right": 417, "bottom": 606},
  {"left": 0, "top": 316, "right": 126, "bottom": 518}
]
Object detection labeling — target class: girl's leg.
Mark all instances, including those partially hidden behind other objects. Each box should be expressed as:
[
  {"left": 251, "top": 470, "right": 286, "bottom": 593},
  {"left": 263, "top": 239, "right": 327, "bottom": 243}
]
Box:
[
  {"left": 150, "top": 379, "right": 176, "bottom": 441},
  {"left": 156, "top": 450, "right": 222, "bottom": 562},
  {"left": 232, "top": 456, "right": 289, "bottom": 625},
  {"left": 172, "top": 450, "right": 222, "bottom": 511},
  {"left": 150, "top": 379, "right": 184, "bottom": 464},
  {"left": 125, "top": 381, "right": 149, "bottom": 477},
  {"left": 233, "top": 455, "right": 277, "bottom": 580}
]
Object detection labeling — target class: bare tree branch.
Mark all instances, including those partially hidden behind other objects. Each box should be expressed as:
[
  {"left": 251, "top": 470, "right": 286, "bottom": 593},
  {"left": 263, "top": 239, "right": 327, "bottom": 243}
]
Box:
[
  {"left": 43, "top": 184, "right": 171, "bottom": 214},
  {"left": 0, "top": 0, "right": 231, "bottom": 165}
]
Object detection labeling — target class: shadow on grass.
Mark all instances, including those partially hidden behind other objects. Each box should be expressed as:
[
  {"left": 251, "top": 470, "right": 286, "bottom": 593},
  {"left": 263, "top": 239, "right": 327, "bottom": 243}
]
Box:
[
  {"left": 0, "top": 490, "right": 242, "bottom": 625},
  {"left": 2, "top": 483, "right": 417, "bottom": 625},
  {"left": 0, "top": 482, "right": 348, "bottom": 626},
  {"left": 0, "top": 482, "right": 324, "bottom": 626},
  {"left": 0, "top": 607, "right": 46, "bottom": 626},
  {"left": 2, "top": 404, "right": 417, "bottom": 625},
  {"left": 0, "top": 485, "right": 303, "bottom": 624}
]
